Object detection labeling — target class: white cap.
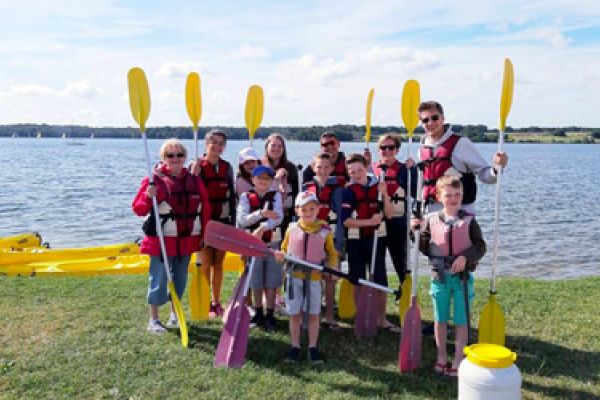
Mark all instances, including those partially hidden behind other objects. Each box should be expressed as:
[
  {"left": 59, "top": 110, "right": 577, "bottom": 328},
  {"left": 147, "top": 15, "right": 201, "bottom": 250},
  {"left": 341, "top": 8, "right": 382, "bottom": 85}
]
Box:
[
  {"left": 295, "top": 191, "right": 318, "bottom": 207},
  {"left": 238, "top": 147, "right": 260, "bottom": 164}
]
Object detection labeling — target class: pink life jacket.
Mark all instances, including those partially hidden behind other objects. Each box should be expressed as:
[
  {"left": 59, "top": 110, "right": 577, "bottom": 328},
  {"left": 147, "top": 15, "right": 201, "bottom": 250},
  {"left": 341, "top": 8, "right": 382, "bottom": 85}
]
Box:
[
  {"left": 286, "top": 222, "right": 329, "bottom": 265},
  {"left": 420, "top": 134, "right": 476, "bottom": 205},
  {"left": 428, "top": 211, "right": 473, "bottom": 259}
]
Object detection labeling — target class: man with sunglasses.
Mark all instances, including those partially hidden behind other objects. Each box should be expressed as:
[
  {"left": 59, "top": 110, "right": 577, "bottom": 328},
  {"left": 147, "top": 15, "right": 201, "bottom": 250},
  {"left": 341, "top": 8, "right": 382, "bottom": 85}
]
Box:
[
  {"left": 302, "top": 131, "right": 349, "bottom": 189},
  {"left": 418, "top": 101, "right": 508, "bottom": 215}
]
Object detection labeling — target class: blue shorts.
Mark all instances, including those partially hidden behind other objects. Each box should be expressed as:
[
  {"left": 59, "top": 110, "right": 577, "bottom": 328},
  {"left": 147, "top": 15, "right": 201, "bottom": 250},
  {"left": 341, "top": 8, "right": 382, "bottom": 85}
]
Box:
[
  {"left": 429, "top": 272, "right": 474, "bottom": 325},
  {"left": 147, "top": 255, "right": 190, "bottom": 306}
]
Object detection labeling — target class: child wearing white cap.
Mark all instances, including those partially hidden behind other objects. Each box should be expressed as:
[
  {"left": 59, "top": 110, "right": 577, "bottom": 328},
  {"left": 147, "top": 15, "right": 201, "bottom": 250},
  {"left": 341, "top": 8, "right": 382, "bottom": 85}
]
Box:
[
  {"left": 236, "top": 147, "right": 260, "bottom": 198},
  {"left": 274, "top": 191, "right": 339, "bottom": 363}
]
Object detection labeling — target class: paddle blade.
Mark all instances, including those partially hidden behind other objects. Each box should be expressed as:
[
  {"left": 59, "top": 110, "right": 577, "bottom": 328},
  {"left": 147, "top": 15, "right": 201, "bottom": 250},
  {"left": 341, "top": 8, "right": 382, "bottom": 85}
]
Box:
[
  {"left": 399, "top": 274, "right": 412, "bottom": 325},
  {"left": 401, "top": 80, "right": 420, "bottom": 137},
  {"left": 185, "top": 72, "right": 202, "bottom": 131},
  {"left": 127, "top": 67, "right": 151, "bottom": 133},
  {"left": 365, "top": 88, "right": 375, "bottom": 143},
  {"left": 478, "top": 293, "right": 506, "bottom": 346},
  {"left": 168, "top": 281, "right": 188, "bottom": 348},
  {"left": 189, "top": 265, "right": 202, "bottom": 320},
  {"left": 214, "top": 302, "right": 250, "bottom": 368},
  {"left": 223, "top": 269, "right": 248, "bottom": 324},
  {"left": 399, "top": 298, "right": 422, "bottom": 372},
  {"left": 245, "top": 85, "right": 264, "bottom": 139},
  {"left": 338, "top": 279, "right": 356, "bottom": 319},
  {"left": 354, "top": 286, "right": 379, "bottom": 337},
  {"left": 499, "top": 58, "right": 514, "bottom": 132},
  {"left": 205, "top": 221, "right": 269, "bottom": 258}
]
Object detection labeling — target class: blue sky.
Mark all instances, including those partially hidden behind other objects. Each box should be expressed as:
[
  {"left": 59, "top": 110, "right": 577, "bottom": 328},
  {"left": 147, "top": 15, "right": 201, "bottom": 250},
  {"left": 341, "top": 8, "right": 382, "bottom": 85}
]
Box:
[{"left": 0, "top": 1, "right": 599, "bottom": 128}]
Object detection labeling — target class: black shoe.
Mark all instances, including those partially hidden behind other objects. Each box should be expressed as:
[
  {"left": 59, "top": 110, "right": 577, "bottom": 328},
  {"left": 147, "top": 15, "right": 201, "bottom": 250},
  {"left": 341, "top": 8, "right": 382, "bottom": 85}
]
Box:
[
  {"left": 308, "top": 347, "right": 324, "bottom": 364},
  {"left": 263, "top": 313, "right": 277, "bottom": 332},
  {"left": 285, "top": 347, "right": 301, "bottom": 363},
  {"left": 422, "top": 323, "right": 434, "bottom": 336},
  {"left": 250, "top": 309, "right": 264, "bottom": 328}
]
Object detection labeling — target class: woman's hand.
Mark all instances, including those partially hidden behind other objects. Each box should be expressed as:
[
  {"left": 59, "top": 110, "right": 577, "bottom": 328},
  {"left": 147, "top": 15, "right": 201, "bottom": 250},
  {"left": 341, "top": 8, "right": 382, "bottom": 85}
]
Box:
[
  {"left": 275, "top": 168, "right": 288, "bottom": 181},
  {"left": 494, "top": 152, "right": 508, "bottom": 169},
  {"left": 146, "top": 185, "right": 157, "bottom": 199},
  {"left": 410, "top": 217, "right": 423, "bottom": 231},
  {"left": 190, "top": 160, "right": 201, "bottom": 175}
]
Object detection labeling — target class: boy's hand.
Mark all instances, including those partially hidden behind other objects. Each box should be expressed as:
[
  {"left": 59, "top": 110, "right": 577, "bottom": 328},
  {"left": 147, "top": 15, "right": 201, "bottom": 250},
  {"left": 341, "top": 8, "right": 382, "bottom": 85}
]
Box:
[
  {"left": 146, "top": 185, "right": 157, "bottom": 199},
  {"left": 370, "top": 213, "right": 383, "bottom": 226},
  {"left": 273, "top": 251, "right": 285, "bottom": 264},
  {"left": 252, "top": 226, "right": 265, "bottom": 238},
  {"left": 261, "top": 209, "right": 279, "bottom": 220},
  {"left": 451, "top": 255, "right": 467, "bottom": 274},
  {"left": 410, "top": 217, "right": 423, "bottom": 230}
]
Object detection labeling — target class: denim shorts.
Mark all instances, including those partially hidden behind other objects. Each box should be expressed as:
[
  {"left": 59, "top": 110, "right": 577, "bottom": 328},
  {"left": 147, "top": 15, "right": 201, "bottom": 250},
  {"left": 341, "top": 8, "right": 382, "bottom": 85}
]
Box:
[
  {"left": 429, "top": 272, "right": 474, "bottom": 325},
  {"left": 147, "top": 255, "right": 190, "bottom": 306}
]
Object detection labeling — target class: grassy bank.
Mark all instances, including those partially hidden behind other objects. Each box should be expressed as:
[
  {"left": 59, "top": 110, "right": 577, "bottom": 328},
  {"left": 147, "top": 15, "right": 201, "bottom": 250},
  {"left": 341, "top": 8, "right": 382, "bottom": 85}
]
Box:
[
  {"left": 1, "top": 274, "right": 599, "bottom": 399},
  {"left": 507, "top": 132, "right": 599, "bottom": 144}
]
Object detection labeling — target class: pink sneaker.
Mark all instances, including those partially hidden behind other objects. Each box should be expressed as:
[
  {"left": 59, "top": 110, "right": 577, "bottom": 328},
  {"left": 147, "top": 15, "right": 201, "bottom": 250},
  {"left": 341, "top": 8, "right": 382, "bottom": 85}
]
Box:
[{"left": 214, "top": 303, "right": 224, "bottom": 317}]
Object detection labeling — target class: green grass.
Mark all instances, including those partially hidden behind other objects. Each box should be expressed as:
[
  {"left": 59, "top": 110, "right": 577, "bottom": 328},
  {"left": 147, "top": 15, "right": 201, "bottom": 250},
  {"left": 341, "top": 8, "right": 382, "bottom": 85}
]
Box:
[
  {"left": 1, "top": 274, "right": 599, "bottom": 399},
  {"left": 507, "top": 132, "right": 599, "bottom": 144}
]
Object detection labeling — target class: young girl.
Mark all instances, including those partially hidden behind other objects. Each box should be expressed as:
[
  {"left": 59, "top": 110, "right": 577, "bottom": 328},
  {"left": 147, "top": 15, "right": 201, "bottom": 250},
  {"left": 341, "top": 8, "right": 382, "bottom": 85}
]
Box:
[
  {"left": 236, "top": 147, "right": 260, "bottom": 199},
  {"left": 412, "top": 175, "right": 486, "bottom": 377},
  {"left": 192, "top": 129, "right": 236, "bottom": 318}
]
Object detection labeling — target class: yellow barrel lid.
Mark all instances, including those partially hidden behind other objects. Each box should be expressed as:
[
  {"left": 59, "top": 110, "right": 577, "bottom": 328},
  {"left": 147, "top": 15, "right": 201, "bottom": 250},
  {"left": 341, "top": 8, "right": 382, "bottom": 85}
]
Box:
[{"left": 464, "top": 344, "right": 517, "bottom": 369}]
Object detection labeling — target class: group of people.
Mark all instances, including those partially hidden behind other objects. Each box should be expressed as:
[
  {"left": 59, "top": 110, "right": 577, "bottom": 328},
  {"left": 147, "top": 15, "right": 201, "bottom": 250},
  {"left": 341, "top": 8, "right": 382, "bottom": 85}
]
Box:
[{"left": 132, "top": 100, "right": 508, "bottom": 372}]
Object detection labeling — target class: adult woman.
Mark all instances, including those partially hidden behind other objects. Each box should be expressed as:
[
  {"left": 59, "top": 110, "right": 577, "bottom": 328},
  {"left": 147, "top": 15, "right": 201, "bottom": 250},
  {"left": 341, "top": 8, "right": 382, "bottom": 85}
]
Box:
[
  {"left": 192, "top": 129, "right": 236, "bottom": 317},
  {"left": 262, "top": 133, "right": 299, "bottom": 239},
  {"left": 371, "top": 134, "right": 416, "bottom": 292},
  {"left": 132, "top": 139, "right": 211, "bottom": 333}
]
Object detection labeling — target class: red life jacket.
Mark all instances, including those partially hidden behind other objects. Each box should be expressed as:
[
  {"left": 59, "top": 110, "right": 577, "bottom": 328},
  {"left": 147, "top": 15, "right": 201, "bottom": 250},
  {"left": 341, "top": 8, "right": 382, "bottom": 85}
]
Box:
[
  {"left": 143, "top": 171, "right": 203, "bottom": 238},
  {"left": 199, "top": 157, "right": 231, "bottom": 221},
  {"left": 372, "top": 160, "right": 406, "bottom": 218},
  {"left": 346, "top": 179, "right": 384, "bottom": 238},
  {"left": 332, "top": 152, "right": 348, "bottom": 188},
  {"left": 303, "top": 177, "right": 338, "bottom": 223},
  {"left": 246, "top": 190, "right": 278, "bottom": 243},
  {"left": 420, "top": 134, "right": 476, "bottom": 205}
]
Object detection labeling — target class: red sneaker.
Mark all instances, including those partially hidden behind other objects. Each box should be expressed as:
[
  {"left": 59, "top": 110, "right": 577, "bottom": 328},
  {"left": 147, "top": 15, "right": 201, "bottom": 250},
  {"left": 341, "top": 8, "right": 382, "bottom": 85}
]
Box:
[
  {"left": 208, "top": 303, "right": 217, "bottom": 318},
  {"left": 213, "top": 303, "right": 224, "bottom": 317}
]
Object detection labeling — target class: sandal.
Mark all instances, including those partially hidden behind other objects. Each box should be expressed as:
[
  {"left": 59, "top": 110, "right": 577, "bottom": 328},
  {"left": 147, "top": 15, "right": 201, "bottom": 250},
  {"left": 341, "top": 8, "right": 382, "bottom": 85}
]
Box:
[
  {"left": 444, "top": 367, "right": 458, "bottom": 378},
  {"left": 380, "top": 321, "right": 401, "bottom": 334},
  {"left": 321, "top": 321, "right": 341, "bottom": 331},
  {"left": 433, "top": 362, "right": 447, "bottom": 375}
]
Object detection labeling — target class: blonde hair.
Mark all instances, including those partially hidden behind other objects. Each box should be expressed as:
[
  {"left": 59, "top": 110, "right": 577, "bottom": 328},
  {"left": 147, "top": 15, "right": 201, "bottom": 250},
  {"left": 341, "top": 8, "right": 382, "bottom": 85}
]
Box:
[
  {"left": 435, "top": 175, "right": 463, "bottom": 199},
  {"left": 159, "top": 138, "right": 187, "bottom": 161}
]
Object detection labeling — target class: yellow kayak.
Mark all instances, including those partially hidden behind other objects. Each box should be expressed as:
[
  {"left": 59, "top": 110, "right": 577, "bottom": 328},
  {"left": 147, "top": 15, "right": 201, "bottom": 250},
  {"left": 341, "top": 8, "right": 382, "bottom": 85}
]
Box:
[
  {"left": 0, "top": 243, "right": 139, "bottom": 264},
  {"left": 0, "top": 251, "right": 243, "bottom": 277},
  {"left": 0, "top": 232, "right": 43, "bottom": 249}
]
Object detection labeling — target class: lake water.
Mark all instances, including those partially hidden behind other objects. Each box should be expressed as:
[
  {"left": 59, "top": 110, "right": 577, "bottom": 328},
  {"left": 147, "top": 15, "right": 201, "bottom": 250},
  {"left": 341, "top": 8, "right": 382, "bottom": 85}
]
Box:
[{"left": 1, "top": 137, "right": 598, "bottom": 280}]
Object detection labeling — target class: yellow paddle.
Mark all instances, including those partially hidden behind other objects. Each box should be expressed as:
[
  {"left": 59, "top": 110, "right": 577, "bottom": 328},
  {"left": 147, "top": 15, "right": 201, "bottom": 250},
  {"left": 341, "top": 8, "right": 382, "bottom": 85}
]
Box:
[
  {"left": 478, "top": 58, "right": 514, "bottom": 346},
  {"left": 365, "top": 88, "right": 374, "bottom": 149},
  {"left": 399, "top": 79, "right": 420, "bottom": 326},
  {"left": 185, "top": 72, "right": 210, "bottom": 322},
  {"left": 128, "top": 67, "right": 188, "bottom": 348},
  {"left": 245, "top": 85, "right": 263, "bottom": 146}
]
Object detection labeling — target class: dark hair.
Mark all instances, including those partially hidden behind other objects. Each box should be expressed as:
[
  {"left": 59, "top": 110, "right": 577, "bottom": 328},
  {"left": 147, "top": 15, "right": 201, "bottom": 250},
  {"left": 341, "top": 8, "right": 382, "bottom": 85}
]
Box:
[
  {"left": 377, "top": 134, "right": 401, "bottom": 148},
  {"left": 346, "top": 153, "right": 367, "bottom": 167},
  {"left": 205, "top": 128, "right": 227, "bottom": 145},
  {"left": 264, "top": 133, "right": 295, "bottom": 174},
  {"left": 237, "top": 160, "right": 259, "bottom": 181},
  {"left": 320, "top": 131, "right": 339, "bottom": 141},
  {"left": 418, "top": 101, "right": 444, "bottom": 116}
]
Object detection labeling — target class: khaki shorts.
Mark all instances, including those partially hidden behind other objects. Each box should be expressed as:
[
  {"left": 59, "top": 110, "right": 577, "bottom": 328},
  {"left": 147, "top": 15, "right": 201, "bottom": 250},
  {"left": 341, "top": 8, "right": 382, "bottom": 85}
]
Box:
[{"left": 285, "top": 276, "right": 322, "bottom": 316}]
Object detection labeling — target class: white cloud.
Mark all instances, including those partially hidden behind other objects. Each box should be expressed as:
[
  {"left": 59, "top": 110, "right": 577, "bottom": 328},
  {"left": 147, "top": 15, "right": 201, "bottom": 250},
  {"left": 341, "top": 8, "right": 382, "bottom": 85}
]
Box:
[
  {"left": 10, "top": 84, "right": 55, "bottom": 95},
  {"left": 156, "top": 62, "right": 213, "bottom": 80},
  {"left": 230, "top": 44, "right": 269, "bottom": 60},
  {"left": 59, "top": 80, "right": 102, "bottom": 99}
]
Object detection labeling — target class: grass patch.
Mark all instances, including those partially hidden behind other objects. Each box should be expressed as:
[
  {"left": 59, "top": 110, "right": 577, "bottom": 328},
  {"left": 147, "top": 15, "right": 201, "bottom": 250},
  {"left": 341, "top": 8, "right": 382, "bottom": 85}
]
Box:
[{"left": 1, "top": 274, "right": 599, "bottom": 399}]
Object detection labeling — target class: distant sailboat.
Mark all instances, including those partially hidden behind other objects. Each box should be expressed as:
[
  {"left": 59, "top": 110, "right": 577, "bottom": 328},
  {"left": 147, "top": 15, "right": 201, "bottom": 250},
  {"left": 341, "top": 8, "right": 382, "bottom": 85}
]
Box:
[
  {"left": 12, "top": 132, "right": 17, "bottom": 139},
  {"left": 62, "top": 132, "right": 67, "bottom": 139},
  {"left": 37, "top": 132, "right": 42, "bottom": 139},
  {"left": 90, "top": 132, "right": 94, "bottom": 139}
]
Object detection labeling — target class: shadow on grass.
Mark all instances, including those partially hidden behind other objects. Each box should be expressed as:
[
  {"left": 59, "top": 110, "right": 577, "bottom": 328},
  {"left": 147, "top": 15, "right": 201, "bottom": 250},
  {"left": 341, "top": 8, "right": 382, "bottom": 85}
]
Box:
[{"left": 507, "top": 335, "right": 600, "bottom": 399}]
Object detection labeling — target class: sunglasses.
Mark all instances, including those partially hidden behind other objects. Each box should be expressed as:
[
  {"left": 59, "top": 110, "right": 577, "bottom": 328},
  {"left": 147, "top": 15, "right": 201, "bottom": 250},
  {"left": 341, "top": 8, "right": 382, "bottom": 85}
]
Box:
[
  {"left": 320, "top": 140, "right": 337, "bottom": 148},
  {"left": 166, "top": 152, "right": 185, "bottom": 159},
  {"left": 379, "top": 145, "right": 397, "bottom": 151},
  {"left": 420, "top": 114, "right": 441, "bottom": 124}
]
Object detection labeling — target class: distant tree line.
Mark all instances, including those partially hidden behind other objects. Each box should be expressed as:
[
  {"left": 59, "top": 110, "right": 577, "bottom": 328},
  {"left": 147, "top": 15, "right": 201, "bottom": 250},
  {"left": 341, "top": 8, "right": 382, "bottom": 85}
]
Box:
[{"left": 0, "top": 123, "right": 598, "bottom": 143}]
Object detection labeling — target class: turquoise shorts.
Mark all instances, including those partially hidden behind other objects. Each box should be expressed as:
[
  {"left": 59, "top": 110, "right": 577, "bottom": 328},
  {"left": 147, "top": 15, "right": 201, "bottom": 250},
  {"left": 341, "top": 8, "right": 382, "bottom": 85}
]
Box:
[{"left": 429, "top": 272, "right": 474, "bottom": 325}]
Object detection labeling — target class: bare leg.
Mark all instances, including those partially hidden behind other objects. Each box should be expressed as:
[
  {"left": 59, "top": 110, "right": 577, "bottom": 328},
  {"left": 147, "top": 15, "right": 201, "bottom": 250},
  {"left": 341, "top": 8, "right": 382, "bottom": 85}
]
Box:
[
  {"left": 212, "top": 250, "right": 226, "bottom": 304},
  {"left": 308, "top": 314, "right": 321, "bottom": 348},
  {"left": 289, "top": 314, "right": 302, "bottom": 348},
  {"left": 434, "top": 322, "right": 448, "bottom": 365},
  {"left": 149, "top": 305, "right": 159, "bottom": 321},
  {"left": 265, "top": 288, "right": 276, "bottom": 310},
  {"left": 453, "top": 325, "right": 468, "bottom": 369},
  {"left": 324, "top": 276, "right": 337, "bottom": 324}
]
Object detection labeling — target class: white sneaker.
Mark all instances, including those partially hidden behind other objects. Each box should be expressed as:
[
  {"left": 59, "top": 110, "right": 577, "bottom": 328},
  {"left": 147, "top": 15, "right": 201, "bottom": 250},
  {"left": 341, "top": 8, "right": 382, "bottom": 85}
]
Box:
[
  {"left": 166, "top": 314, "right": 179, "bottom": 328},
  {"left": 147, "top": 320, "right": 167, "bottom": 334}
]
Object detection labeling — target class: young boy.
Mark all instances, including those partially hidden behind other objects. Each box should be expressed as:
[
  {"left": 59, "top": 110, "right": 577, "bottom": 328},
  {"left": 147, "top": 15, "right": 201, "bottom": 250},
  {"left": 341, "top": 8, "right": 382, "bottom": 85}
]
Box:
[
  {"left": 274, "top": 191, "right": 339, "bottom": 363},
  {"left": 340, "top": 153, "right": 399, "bottom": 333},
  {"left": 236, "top": 165, "right": 283, "bottom": 332},
  {"left": 302, "top": 152, "right": 342, "bottom": 329},
  {"left": 411, "top": 175, "right": 486, "bottom": 377}
]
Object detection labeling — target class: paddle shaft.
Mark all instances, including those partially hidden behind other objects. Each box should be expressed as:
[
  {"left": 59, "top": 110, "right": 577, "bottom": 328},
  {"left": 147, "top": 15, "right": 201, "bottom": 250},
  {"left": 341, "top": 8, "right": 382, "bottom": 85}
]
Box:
[
  {"left": 490, "top": 131, "right": 504, "bottom": 294},
  {"left": 406, "top": 136, "right": 413, "bottom": 279},
  {"left": 142, "top": 133, "right": 175, "bottom": 283},
  {"left": 369, "top": 171, "right": 385, "bottom": 279},
  {"left": 411, "top": 167, "right": 424, "bottom": 298}
]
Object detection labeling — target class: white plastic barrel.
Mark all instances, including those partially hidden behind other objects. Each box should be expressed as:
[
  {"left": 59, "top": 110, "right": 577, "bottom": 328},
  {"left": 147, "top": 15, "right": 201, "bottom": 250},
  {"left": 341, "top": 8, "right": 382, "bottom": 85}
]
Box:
[{"left": 458, "top": 344, "right": 522, "bottom": 400}]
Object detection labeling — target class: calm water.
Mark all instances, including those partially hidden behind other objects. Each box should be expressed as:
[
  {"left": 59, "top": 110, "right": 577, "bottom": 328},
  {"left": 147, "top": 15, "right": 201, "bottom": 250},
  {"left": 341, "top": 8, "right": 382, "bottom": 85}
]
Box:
[{"left": 1, "top": 137, "right": 598, "bottom": 280}]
